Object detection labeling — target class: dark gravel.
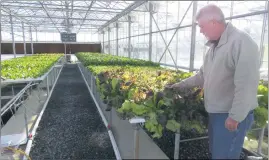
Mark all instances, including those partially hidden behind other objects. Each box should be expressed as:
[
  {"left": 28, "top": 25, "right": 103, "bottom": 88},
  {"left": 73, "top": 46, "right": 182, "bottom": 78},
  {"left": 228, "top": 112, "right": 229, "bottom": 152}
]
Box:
[
  {"left": 29, "top": 64, "right": 116, "bottom": 160},
  {"left": 144, "top": 128, "right": 249, "bottom": 159}
]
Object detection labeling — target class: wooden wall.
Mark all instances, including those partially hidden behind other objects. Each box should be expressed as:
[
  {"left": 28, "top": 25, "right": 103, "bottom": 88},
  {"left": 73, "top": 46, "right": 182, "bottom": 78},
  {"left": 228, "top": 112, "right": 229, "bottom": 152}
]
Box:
[{"left": 1, "top": 42, "right": 101, "bottom": 54}]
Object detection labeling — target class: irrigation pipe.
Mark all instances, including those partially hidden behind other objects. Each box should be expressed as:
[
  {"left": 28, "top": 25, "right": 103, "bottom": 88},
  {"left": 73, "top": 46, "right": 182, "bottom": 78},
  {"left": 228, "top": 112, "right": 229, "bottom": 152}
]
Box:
[
  {"left": 23, "top": 65, "right": 63, "bottom": 160},
  {"left": 78, "top": 63, "right": 122, "bottom": 160}
]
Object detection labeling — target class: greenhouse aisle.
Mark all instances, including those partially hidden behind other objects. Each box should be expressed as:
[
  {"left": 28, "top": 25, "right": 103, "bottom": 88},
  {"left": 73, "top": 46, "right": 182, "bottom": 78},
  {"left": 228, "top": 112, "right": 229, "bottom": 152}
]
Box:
[{"left": 29, "top": 64, "right": 116, "bottom": 159}]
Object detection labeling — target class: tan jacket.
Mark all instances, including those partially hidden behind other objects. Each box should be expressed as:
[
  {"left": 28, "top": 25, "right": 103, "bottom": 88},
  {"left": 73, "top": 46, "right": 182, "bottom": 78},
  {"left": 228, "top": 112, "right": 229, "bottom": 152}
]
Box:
[{"left": 181, "top": 22, "right": 260, "bottom": 122}]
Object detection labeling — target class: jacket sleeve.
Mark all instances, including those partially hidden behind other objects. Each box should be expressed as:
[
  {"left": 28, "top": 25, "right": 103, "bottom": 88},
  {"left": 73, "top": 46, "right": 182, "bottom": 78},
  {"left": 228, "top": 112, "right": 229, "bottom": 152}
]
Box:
[
  {"left": 180, "top": 65, "right": 204, "bottom": 89},
  {"left": 228, "top": 35, "right": 260, "bottom": 122}
]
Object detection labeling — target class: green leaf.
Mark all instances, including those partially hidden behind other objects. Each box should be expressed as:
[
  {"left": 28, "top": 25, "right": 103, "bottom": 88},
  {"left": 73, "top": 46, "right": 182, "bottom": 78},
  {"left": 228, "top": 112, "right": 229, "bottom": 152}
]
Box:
[
  {"left": 163, "top": 97, "right": 174, "bottom": 107},
  {"left": 144, "top": 98, "right": 155, "bottom": 108},
  {"left": 148, "top": 112, "right": 158, "bottom": 125},
  {"left": 254, "top": 107, "right": 268, "bottom": 127},
  {"left": 132, "top": 103, "right": 147, "bottom": 115},
  {"left": 128, "top": 88, "right": 136, "bottom": 99},
  {"left": 157, "top": 100, "right": 165, "bottom": 108},
  {"left": 166, "top": 120, "right": 180, "bottom": 132},
  {"left": 112, "top": 78, "right": 119, "bottom": 91},
  {"left": 117, "top": 100, "right": 133, "bottom": 113},
  {"left": 117, "top": 100, "right": 147, "bottom": 116}
]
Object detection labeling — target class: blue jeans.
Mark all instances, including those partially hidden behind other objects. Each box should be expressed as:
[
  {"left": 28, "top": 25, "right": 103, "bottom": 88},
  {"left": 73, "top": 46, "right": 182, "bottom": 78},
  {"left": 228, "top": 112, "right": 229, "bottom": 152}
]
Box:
[{"left": 208, "top": 110, "right": 254, "bottom": 159}]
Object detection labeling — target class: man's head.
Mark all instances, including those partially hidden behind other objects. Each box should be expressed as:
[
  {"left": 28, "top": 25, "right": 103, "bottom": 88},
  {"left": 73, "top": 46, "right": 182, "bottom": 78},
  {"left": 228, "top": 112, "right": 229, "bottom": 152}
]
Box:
[{"left": 196, "top": 4, "right": 226, "bottom": 41}]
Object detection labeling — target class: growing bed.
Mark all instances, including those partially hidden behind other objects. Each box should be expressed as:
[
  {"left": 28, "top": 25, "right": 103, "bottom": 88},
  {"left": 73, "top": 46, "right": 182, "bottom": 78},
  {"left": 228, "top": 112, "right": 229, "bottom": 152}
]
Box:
[
  {"left": 1, "top": 53, "right": 64, "bottom": 125},
  {"left": 1, "top": 53, "right": 63, "bottom": 80},
  {"left": 76, "top": 52, "right": 268, "bottom": 159}
]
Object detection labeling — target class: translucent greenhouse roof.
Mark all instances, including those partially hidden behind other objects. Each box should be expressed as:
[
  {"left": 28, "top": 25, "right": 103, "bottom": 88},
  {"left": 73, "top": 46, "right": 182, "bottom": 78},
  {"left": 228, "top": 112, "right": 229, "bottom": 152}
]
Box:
[{"left": 1, "top": 1, "right": 147, "bottom": 33}]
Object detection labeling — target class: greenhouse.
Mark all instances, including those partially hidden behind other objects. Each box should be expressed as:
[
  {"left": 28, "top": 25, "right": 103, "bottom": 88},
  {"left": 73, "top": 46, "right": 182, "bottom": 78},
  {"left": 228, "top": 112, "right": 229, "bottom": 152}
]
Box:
[{"left": 0, "top": 1, "right": 268, "bottom": 160}]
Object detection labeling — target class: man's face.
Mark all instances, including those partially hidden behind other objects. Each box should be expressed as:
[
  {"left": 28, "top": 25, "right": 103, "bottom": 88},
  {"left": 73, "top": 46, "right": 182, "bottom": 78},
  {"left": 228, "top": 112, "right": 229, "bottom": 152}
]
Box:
[{"left": 197, "top": 18, "right": 219, "bottom": 41}]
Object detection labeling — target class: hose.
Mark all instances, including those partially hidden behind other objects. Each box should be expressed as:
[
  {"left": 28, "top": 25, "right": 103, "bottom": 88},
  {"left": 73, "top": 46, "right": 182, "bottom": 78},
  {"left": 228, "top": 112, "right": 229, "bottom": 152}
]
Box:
[{"left": 4, "top": 146, "right": 32, "bottom": 160}]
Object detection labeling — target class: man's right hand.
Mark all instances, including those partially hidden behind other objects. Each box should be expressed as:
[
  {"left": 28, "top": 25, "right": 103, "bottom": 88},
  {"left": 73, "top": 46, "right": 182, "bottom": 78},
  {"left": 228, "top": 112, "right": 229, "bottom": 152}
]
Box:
[{"left": 164, "top": 82, "right": 186, "bottom": 91}]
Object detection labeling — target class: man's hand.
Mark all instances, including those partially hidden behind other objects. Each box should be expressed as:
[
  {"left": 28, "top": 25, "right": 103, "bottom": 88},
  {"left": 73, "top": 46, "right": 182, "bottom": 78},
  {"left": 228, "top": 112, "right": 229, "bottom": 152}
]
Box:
[
  {"left": 164, "top": 82, "right": 186, "bottom": 91},
  {"left": 225, "top": 117, "right": 239, "bottom": 131}
]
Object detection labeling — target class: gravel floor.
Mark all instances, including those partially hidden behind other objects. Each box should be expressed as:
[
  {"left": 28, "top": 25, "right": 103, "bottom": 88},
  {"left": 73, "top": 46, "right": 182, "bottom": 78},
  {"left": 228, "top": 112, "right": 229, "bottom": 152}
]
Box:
[
  {"left": 144, "top": 128, "right": 248, "bottom": 159},
  {"left": 29, "top": 64, "right": 116, "bottom": 160}
]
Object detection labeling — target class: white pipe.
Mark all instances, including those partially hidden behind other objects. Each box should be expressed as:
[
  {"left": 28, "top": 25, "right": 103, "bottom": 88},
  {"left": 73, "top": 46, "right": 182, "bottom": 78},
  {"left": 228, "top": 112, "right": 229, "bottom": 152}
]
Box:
[
  {"left": 23, "top": 65, "right": 63, "bottom": 160},
  {"left": 78, "top": 63, "right": 122, "bottom": 160}
]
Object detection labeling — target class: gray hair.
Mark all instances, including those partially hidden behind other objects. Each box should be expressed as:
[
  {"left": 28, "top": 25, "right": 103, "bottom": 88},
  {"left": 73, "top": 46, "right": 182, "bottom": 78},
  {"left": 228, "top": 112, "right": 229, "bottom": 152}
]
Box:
[{"left": 196, "top": 4, "right": 226, "bottom": 24}]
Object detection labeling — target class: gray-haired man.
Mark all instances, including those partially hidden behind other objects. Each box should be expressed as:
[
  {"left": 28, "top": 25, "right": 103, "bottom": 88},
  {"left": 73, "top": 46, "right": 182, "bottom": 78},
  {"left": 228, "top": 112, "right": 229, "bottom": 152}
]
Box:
[{"left": 166, "top": 4, "right": 260, "bottom": 159}]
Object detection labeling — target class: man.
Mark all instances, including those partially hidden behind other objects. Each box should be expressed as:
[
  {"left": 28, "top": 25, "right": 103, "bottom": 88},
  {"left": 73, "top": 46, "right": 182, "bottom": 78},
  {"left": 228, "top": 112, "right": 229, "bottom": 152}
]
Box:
[{"left": 166, "top": 4, "right": 260, "bottom": 159}]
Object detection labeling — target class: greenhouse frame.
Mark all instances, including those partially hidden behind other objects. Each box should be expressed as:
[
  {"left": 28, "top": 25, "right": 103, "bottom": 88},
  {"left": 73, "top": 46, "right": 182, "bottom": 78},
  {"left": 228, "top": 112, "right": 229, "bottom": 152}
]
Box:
[{"left": 0, "top": 1, "right": 268, "bottom": 160}]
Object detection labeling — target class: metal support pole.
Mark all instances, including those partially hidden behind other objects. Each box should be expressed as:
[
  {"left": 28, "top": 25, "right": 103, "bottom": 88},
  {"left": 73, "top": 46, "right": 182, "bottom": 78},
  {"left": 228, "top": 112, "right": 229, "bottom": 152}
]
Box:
[
  {"left": 22, "top": 22, "right": 26, "bottom": 55},
  {"left": 144, "top": 3, "right": 180, "bottom": 70},
  {"left": 102, "top": 31, "right": 105, "bottom": 53},
  {"left": 30, "top": 26, "right": 33, "bottom": 54},
  {"left": 148, "top": 2, "right": 153, "bottom": 61},
  {"left": 36, "top": 28, "right": 38, "bottom": 42},
  {"left": 257, "top": 127, "right": 265, "bottom": 154},
  {"left": 259, "top": 1, "right": 268, "bottom": 67},
  {"left": 157, "top": 2, "right": 193, "bottom": 64},
  {"left": 229, "top": 1, "right": 234, "bottom": 22},
  {"left": 144, "top": 11, "right": 146, "bottom": 60},
  {"left": 12, "top": 86, "right": 15, "bottom": 96},
  {"left": 0, "top": 3, "right": 2, "bottom": 154},
  {"left": 23, "top": 104, "right": 29, "bottom": 141},
  {"left": 91, "top": 75, "right": 93, "bottom": 90},
  {"left": 52, "top": 67, "right": 55, "bottom": 84},
  {"left": 109, "top": 109, "right": 112, "bottom": 129},
  {"left": 46, "top": 76, "right": 50, "bottom": 96},
  {"left": 37, "top": 83, "right": 41, "bottom": 102},
  {"left": 165, "top": 1, "right": 168, "bottom": 63},
  {"left": 134, "top": 124, "right": 140, "bottom": 159},
  {"left": 174, "top": 129, "right": 180, "bottom": 159},
  {"left": 129, "top": 117, "right": 145, "bottom": 160},
  {"left": 108, "top": 27, "right": 111, "bottom": 54},
  {"left": 116, "top": 23, "right": 119, "bottom": 56},
  {"left": 176, "top": 2, "right": 180, "bottom": 66},
  {"left": 156, "top": 13, "right": 158, "bottom": 62},
  {"left": 189, "top": 1, "right": 198, "bottom": 72},
  {"left": 10, "top": 14, "right": 16, "bottom": 58},
  {"left": 64, "top": 43, "right": 67, "bottom": 60},
  {"left": 128, "top": 15, "right": 131, "bottom": 58}
]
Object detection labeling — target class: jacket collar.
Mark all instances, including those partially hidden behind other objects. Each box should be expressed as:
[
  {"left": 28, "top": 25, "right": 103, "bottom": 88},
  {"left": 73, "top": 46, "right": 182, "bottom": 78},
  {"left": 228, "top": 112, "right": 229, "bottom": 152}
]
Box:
[{"left": 205, "top": 22, "right": 235, "bottom": 48}]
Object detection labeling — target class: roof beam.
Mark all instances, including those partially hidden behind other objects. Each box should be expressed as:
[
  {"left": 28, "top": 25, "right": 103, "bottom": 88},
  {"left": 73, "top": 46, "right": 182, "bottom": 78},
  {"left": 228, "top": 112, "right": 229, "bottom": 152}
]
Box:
[
  {"left": 1, "top": 7, "right": 37, "bottom": 28},
  {"left": 2, "top": 2, "right": 148, "bottom": 12},
  {"left": 1, "top": 21, "right": 102, "bottom": 26},
  {"left": 98, "top": 1, "right": 147, "bottom": 32},
  {"left": 1, "top": 14, "right": 125, "bottom": 21},
  {"left": 76, "top": 1, "right": 95, "bottom": 33},
  {"left": 39, "top": 1, "right": 61, "bottom": 33},
  {"left": 1, "top": 4, "right": 121, "bottom": 14}
]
